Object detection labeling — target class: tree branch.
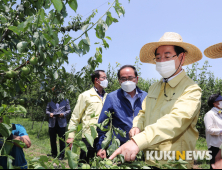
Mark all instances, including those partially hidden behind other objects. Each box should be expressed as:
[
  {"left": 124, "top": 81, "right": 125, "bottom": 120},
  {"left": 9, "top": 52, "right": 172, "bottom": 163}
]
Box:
[
  {"left": 13, "top": 60, "right": 29, "bottom": 71},
  {"left": 73, "top": 0, "right": 115, "bottom": 42}
]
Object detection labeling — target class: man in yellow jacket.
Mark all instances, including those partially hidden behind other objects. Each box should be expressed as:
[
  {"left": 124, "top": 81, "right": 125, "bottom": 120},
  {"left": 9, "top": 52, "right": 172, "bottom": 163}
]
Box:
[
  {"left": 109, "top": 32, "right": 203, "bottom": 168},
  {"left": 66, "top": 70, "right": 108, "bottom": 163}
]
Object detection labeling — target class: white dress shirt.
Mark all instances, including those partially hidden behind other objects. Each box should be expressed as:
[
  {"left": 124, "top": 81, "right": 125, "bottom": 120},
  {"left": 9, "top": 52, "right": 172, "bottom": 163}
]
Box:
[
  {"left": 204, "top": 107, "right": 222, "bottom": 149},
  {"left": 124, "top": 88, "right": 139, "bottom": 109}
]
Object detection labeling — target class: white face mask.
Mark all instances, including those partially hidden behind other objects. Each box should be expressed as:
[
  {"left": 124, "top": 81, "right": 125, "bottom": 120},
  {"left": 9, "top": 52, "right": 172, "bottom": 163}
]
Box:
[
  {"left": 156, "top": 60, "right": 177, "bottom": 79},
  {"left": 218, "top": 101, "right": 222, "bottom": 109},
  {"left": 100, "top": 79, "right": 108, "bottom": 88},
  {"left": 121, "top": 81, "right": 136, "bottom": 92}
]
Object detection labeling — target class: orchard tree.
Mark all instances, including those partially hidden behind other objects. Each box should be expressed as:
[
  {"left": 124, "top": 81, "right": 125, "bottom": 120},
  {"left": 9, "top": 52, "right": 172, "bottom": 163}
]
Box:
[{"left": 0, "top": 0, "right": 130, "bottom": 168}]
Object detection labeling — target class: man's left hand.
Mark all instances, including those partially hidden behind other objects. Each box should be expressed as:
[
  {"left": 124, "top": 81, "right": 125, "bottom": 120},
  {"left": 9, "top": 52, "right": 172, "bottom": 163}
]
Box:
[
  {"left": 109, "top": 140, "right": 140, "bottom": 162},
  {"left": 59, "top": 113, "right": 64, "bottom": 118}
]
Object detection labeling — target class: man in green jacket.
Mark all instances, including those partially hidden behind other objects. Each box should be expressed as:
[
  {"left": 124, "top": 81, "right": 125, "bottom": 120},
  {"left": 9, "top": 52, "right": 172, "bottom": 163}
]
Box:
[{"left": 66, "top": 70, "right": 108, "bottom": 163}]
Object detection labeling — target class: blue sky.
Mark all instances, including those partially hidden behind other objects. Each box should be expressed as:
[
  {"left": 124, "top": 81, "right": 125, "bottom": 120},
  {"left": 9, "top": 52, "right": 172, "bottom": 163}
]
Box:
[{"left": 62, "top": 1, "right": 222, "bottom": 80}]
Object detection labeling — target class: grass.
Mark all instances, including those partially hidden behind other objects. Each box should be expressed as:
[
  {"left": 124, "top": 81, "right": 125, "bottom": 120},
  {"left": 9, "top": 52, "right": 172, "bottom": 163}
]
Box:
[
  {"left": 196, "top": 137, "right": 208, "bottom": 151},
  {"left": 10, "top": 117, "right": 211, "bottom": 169}
]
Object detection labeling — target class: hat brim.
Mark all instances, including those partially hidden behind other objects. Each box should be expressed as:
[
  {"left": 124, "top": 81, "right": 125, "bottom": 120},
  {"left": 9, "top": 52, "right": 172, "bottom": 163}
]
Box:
[
  {"left": 215, "top": 95, "right": 222, "bottom": 102},
  {"left": 204, "top": 43, "right": 222, "bottom": 59},
  {"left": 140, "top": 42, "right": 203, "bottom": 66}
]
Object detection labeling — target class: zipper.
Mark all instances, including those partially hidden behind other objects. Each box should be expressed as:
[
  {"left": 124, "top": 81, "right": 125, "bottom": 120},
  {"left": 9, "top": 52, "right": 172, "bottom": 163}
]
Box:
[{"left": 132, "top": 97, "right": 141, "bottom": 118}]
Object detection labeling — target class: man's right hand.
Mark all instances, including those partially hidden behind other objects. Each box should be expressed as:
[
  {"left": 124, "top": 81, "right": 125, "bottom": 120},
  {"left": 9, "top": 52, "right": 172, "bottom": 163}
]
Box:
[
  {"left": 66, "top": 138, "right": 74, "bottom": 144},
  {"left": 129, "top": 127, "right": 141, "bottom": 139},
  {"left": 66, "top": 138, "right": 74, "bottom": 150},
  {"left": 50, "top": 113, "right": 54, "bottom": 118},
  {"left": 97, "top": 149, "right": 107, "bottom": 159}
]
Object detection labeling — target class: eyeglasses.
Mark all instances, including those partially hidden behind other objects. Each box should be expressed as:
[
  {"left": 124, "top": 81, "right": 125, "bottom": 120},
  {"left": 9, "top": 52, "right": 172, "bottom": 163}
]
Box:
[
  {"left": 153, "top": 54, "right": 178, "bottom": 62},
  {"left": 119, "top": 77, "right": 136, "bottom": 82},
  {"left": 100, "top": 77, "right": 107, "bottom": 80}
]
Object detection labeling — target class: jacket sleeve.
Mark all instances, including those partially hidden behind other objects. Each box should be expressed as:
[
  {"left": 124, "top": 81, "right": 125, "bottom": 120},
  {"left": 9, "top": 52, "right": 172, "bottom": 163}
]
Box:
[
  {"left": 46, "top": 103, "right": 51, "bottom": 115},
  {"left": 132, "top": 84, "right": 202, "bottom": 151},
  {"left": 133, "top": 96, "right": 147, "bottom": 131},
  {"left": 64, "top": 99, "right": 71, "bottom": 118},
  {"left": 204, "top": 112, "right": 222, "bottom": 136},
  {"left": 96, "top": 94, "right": 113, "bottom": 151},
  {"left": 68, "top": 94, "right": 86, "bottom": 138}
]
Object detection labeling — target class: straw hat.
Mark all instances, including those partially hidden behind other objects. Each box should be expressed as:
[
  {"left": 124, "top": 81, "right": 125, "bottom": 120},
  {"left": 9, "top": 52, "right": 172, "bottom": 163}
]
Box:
[
  {"left": 204, "top": 43, "right": 222, "bottom": 59},
  {"left": 140, "top": 32, "right": 202, "bottom": 65}
]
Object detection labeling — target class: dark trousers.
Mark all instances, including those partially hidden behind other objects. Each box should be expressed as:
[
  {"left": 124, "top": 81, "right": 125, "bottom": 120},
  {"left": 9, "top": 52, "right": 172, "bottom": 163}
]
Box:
[
  {"left": 209, "top": 146, "right": 220, "bottom": 169},
  {"left": 79, "top": 138, "right": 99, "bottom": 163},
  {"left": 49, "top": 121, "right": 66, "bottom": 158}
]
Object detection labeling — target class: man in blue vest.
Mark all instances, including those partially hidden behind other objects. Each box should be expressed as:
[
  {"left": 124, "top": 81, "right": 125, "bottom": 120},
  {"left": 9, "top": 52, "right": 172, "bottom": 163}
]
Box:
[
  {"left": 96, "top": 65, "right": 147, "bottom": 158},
  {"left": 0, "top": 117, "right": 31, "bottom": 169}
]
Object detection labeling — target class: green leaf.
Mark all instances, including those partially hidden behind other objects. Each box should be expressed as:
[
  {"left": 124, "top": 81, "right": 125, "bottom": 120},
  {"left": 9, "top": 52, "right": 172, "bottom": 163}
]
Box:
[
  {"left": 52, "top": 0, "right": 63, "bottom": 13},
  {"left": 68, "top": 0, "right": 78, "bottom": 12},
  {"left": 106, "top": 36, "right": 112, "bottom": 41},
  {"left": 0, "top": 107, "right": 4, "bottom": 115},
  {"left": 7, "top": 106, "right": 15, "bottom": 113},
  {"left": 7, "top": 157, "right": 13, "bottom": 169},
  {"left": 64, "top": 35, "right": 72, "bottom": 45},
  {"left": 12, "top": 139, "right": 26, "bottom": 148},
  {"left": 90, "top": 126, "right": 97, "bottom": 139},
  {"left": 81, "top": 24, "right": 90, "bottom": 32},
  {"left": 74, "top": 141, "right": 87, "bottom": 154},
  {"left": 84, "top": 133, "right": 94, "bottom": 148},
  {"left": 17, "top": 41, "right": 28, "bottom": 53},
  {"left": 102, "top": 39, "right": 109, "bottom": 49},
  {"left": 114, "top": 2, "right": 125, "bottom": 17},
  {"left": 83, "top": 39, "right": 90, "bottom": 46},
  {"left": 95, "top": 124, "right": 109, "bottom": 132},
  {"left": 1, "top": 141, "right": 13, "bottom": 155},
  {"left": 101, "top": 129, "right": 112, "bottom": 149},
  {"left": 106, "top": 12, "right": 113, "bottom": 27},
  {"left": 18, "top": 16, "right": 35, "bottom": 32},
  {"left": 2, "top": 116, "right": 10, "bottom": 124},
  {"left": 113, "top": 18, "right": 119, "bottom": 23},
  {"left": 43, "top": 33, "right": 55, "bottom": 46},
  {"left": 66, "top": 150, "right": 78, "bottom": 169},
  {"left": 39, "top": 9, "right": 45, "bottom": 21},
  {"left": 8, "top": 26, "right": 20, "bottom": 35},
  {"left": 65, "top": 127, "right": 76, "bottom": 134},
  {"left": 15, "top": 105, "right": 27, "bottom": 114},
  {"left": 101, "top": 118, "right": 109, "bottom": 127},
  {"left": 114, "top": 128, "right": 126, "bottom": 138},
  {"left": 39, "top": 156, "right": 49, "bottom": 162},
  {"left": 0, "top": 123, "right": 11, "bottom": 138}
]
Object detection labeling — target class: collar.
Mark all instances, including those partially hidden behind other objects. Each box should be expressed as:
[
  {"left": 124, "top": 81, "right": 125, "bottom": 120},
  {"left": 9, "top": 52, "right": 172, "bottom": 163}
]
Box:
[
  {"left": 212, "top": 107, "right": 222, "bottom": 114},
  {"left": 162, "top": 70, "right": 186, "bottom": 88},
  {"left": 94, "top": 87, "right": 106, "bottom": 96},
  {"left": 120, "top": 86, "right": 143, "bottom": 99},
  {"left": 124, "top": 88, "right": 139, "bottom": 98},
  {"left": 162, "top": 69, "right": 184, "bottom": 82}
]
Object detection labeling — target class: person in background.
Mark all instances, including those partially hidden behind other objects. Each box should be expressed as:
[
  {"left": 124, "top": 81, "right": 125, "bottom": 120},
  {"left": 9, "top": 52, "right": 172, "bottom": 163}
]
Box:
[
  {"left": 0, "top": 117, "right": 31, "bottom": 169},
  {"left": 204, "top": 93, "right": 222, "bottom": 169},
  {"left": 66, "top": 70, "right": 108, "bottom": 163},
  {"left": 46, "top": 87, "right": 71, "bottom": 160},
  {"left": 109, "top": 32, "right": 202, "bottom": 169},
  {"left": 96, "top": 65, "right": 147, "bottom": 159}
]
